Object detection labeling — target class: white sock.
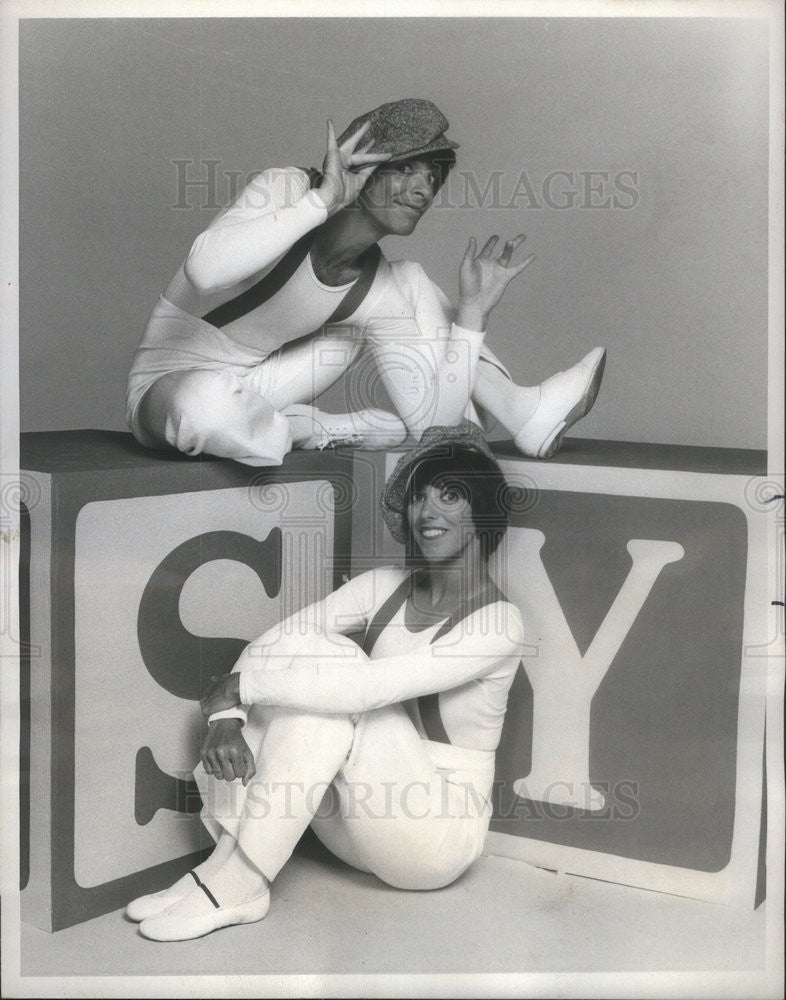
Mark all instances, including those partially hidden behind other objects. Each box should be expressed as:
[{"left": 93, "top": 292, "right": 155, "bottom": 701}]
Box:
[
  {"left": 503, "top": 384, "right": 541, "bottom": 431},
  {"left": 285, "top": 409, "right": 319, "bottom": 447},
  {"left": 474, "top": 364, "right": 541, "bottom": 434},
  {"left": 201, "top": 847, "right": 269, "bottom": 908},
  {"left": 191, "top": 830, "right": 237, "bottom": 882},
  {"left": 133, "top": 831, "right": 237, "bottom": 906}
]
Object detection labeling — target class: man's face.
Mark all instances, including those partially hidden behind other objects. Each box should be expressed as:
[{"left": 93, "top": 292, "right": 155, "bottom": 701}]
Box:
[{"left": 359, "top": 157, "right": 440, "bottom": 236}]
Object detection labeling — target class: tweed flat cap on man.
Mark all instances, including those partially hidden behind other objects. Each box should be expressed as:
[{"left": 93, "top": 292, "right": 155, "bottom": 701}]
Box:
[
  {"left": 338, "top": 98, "right": 459, "bottom": 161},
  {"left": 379, "top": 422, "right": 502, "bottom": 544}
]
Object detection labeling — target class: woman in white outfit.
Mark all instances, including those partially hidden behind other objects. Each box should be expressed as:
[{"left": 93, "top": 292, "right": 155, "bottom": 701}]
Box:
[
  {"left": 126, "top": 423, "right": 526, "bottom": 940},
  {"left": 126, "top": 99, "right": 606, "bottom": 465}
]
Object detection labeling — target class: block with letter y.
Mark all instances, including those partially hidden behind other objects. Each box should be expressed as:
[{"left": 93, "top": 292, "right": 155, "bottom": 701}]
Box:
[{"left": 485, "top": 438, "right": 771, "bottom": 907}]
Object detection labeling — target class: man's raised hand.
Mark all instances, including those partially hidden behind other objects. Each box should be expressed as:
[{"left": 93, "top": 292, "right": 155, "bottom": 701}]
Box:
[
  {"left": 456, "top": 234, "right": 536, "bottom": 332},
  {"left": 314, "top": 120, "right": 392, "bottom": 216}
]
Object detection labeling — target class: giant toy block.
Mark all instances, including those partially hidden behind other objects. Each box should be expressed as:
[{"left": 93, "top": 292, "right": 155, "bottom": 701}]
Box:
[
  {"left": 20, "top": 431, "right": 354, "bottom": 931},
  {"left": 20, "top": 432, "right": 770, "bottom": 929},
  {"left": 353, "top": 438, "right": 771, "bottom": 908}
]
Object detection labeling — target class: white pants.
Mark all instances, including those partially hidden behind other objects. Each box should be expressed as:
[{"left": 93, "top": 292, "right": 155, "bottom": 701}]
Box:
[
  {"left": 194, "top": 705, "right": 494, "bottom": 889},
  {"left": 126, "top": 297, "right": 509, "bottom": 466},
  {"left": 192, "top": 631, "right": 495, "bottom": 889}
]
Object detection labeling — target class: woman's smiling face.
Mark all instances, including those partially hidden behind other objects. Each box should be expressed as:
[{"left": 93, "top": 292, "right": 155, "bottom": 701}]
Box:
[{"left": 407, "top": 475, "right": 478, "bottom": 563}]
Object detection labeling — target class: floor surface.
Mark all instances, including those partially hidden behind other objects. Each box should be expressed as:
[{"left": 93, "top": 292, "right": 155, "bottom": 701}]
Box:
[{"left": 18, "top": 834, "right": 768, "bottom": 983}]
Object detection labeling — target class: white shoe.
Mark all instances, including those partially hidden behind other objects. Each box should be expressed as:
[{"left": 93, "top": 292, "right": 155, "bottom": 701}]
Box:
[
  {"left": 139, "top": 882, "right": 270, "bottom": 941},
  {"left": 513, "top": 347, "right": 606, "bottom": 459},
  {"left": 126, "top": 870, "right": 202, "bottom": 922},
  {"left": 284, "top": 404, "right": 408, "bottom": 451}
]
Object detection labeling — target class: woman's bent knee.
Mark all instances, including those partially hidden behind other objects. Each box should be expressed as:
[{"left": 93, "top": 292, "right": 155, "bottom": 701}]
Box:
[
  {"left": 377, "top": 851, "right": 475, "bottom": 891},
  {"left": 370, "top": 828, "right": 481, "bottom": 891}
]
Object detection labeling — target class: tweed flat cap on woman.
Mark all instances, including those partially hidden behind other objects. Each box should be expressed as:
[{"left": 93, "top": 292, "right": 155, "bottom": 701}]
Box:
[
  {"left": 379, "top": 422, "right": 502, "bottom": 544},
  {"left": 338, "top": 98, "right": 459, "bottom": 161}
]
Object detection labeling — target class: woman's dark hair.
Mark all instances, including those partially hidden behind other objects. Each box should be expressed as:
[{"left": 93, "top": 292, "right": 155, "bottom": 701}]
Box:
[{"left": 403, "top": 449, "right": 510, "bottom": 563}]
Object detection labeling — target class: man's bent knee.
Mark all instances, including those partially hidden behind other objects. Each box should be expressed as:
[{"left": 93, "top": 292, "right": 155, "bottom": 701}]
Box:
[
  {"left": 151, "top": 371, "right": 230, "bottom": 454},
  {"left": 137, "top": 370, "right": 292, "bottom": 465}
]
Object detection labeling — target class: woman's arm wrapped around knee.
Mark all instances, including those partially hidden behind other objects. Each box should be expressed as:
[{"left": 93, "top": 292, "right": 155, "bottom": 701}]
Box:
[
  {"left": 206, "top": 568, "right": 401, "bottom": 724},
  {"left": 203, "top": 631, "right": 366, "bottom": 717},
  {"left": 209, "top": 602, "right": 525, "bottom": 716}
]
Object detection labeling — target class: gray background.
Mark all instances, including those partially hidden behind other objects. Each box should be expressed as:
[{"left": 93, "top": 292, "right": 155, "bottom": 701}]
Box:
[{"left": 19, "top": 16, "right": 769, "bottom": 449}]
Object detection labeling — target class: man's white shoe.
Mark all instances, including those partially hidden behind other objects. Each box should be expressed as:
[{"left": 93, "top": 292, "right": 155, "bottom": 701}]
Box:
[
  {"left": 139, "top": 882, "right": 270, "bottom": 941},
  {"left": 284, "top": 404, "right": 408, "bottom": 451},
  {"left": 513, "top": 347, "right": 606, "bottom": 459},
  {"left": 126, "top": 870, "right": 202, "bottom": 922}
]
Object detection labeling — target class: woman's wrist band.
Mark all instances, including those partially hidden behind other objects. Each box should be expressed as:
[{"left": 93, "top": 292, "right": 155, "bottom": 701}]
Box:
[{"left": 208, "top": 707, "right": 248, "bottom": 727}]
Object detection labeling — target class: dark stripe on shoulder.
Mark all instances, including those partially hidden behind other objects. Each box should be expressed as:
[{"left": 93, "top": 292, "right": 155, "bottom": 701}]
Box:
[
  {"left": 201, "top": 232, "right": 314, "bottom": 329},
  {"left": 360, "top": 574, "right": 414, "bottom": 656},
  {"left": 420, "top": 582, "right": 510, "bottom": 746}
]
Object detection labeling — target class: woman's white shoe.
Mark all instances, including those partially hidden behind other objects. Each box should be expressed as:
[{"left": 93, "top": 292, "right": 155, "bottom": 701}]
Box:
[
  {"left": 126, "top": 870, "right": 202, "bottom": 922},
  {"left": 139, "top": 882, "right": 271, "bottom": 941},
  {"left": 513, "top": 347, "right": 606, "bottom": 459}
]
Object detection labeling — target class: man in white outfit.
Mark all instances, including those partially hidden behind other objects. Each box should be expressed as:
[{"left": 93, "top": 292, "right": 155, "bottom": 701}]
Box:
[{"left": 126, "top": 98, "right": 606, "bottom": 465}]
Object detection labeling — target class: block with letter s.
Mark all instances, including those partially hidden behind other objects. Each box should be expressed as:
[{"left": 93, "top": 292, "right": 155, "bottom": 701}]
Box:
[{"left": 20, "top": 431, "right": 354, "bottom": 930}]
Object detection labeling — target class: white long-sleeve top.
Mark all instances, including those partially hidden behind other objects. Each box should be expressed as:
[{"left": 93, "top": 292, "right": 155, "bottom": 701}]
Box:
[
  {"left": 228, "top": 566, "right": 525, "bottom": 752},
  {"left": 143, "top": 167, "right": 489, "bottom": 431}
]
